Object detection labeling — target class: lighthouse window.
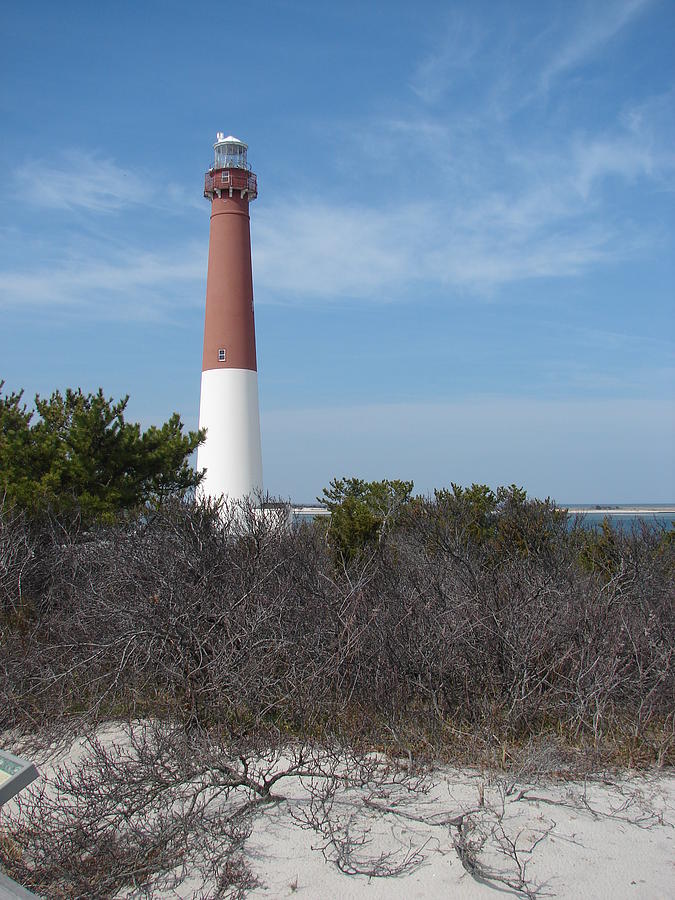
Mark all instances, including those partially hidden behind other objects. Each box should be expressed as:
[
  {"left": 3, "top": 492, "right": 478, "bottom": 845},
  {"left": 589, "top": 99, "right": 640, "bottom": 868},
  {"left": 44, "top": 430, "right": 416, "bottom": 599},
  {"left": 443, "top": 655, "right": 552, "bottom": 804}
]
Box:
[{"left": 218, "top": 349, "right": 226, "bottom": 362}]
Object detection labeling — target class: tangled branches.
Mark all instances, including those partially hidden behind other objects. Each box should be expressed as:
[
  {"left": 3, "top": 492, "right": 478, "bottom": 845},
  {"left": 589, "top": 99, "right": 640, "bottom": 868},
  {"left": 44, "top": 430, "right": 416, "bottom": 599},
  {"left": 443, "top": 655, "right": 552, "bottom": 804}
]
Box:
[{"left": 0, "top": 493, "right": 673, "bottom": 895}]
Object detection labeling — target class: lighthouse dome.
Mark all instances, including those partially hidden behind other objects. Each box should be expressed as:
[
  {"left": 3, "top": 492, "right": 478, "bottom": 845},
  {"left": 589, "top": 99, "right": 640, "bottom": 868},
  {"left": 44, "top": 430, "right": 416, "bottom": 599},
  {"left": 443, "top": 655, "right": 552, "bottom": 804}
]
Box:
[{"left": 213, "top": 133, "right": 249, "bottom": 170}]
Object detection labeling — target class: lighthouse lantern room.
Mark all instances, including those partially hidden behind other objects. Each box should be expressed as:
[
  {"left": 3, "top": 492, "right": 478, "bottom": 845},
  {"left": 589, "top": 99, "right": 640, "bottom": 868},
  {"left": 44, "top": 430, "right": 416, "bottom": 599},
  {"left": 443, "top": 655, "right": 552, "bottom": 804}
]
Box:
[{"left": 205, "top": 134, "right": 258, "bottom": 201}]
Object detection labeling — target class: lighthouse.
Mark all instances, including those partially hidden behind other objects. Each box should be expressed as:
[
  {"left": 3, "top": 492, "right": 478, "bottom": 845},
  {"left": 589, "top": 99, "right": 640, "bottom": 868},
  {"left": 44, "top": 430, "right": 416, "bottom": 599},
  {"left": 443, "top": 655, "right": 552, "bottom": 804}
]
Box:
[{"left": 197, "top": 133, "right": 263, "bottom": 503}]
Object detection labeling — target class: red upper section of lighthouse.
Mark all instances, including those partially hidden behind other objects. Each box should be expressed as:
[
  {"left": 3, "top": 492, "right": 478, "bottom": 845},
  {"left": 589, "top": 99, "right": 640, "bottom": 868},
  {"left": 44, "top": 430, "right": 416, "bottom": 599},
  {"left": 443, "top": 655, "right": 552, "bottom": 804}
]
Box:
[
  {"left": 201, "top": 133, "right": 258, "bottom": 374},
  {"left": 204, "top": 168, "right": 258, "bottom": 200},
  {"left": 204, "top": 133, "right": 258, "bottom": 201}
]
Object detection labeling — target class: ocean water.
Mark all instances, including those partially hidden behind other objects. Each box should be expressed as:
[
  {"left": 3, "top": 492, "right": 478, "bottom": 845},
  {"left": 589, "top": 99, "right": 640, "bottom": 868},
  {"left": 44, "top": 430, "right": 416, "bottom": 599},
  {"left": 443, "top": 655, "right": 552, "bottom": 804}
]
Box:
[
  {"left": 567, "top": 508, "right": 674, "bottom": 532},
  {"left": 293, "top": 506, "right": 675, "bottom": 531}
]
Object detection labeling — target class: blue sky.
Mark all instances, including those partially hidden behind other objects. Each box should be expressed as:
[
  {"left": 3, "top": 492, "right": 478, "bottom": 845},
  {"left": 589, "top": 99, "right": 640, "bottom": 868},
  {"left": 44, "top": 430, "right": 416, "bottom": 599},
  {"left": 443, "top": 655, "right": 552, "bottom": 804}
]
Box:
[{"left": 1, "top": 0, "right": 673, "bottom": 502}]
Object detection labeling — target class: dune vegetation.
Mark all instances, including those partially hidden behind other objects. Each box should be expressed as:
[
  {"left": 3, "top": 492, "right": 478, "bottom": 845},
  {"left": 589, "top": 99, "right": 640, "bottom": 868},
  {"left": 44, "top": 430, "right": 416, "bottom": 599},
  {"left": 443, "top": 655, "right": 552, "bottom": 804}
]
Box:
[{"left": 0, "top": 477, "right": 673, "bottom": 896}]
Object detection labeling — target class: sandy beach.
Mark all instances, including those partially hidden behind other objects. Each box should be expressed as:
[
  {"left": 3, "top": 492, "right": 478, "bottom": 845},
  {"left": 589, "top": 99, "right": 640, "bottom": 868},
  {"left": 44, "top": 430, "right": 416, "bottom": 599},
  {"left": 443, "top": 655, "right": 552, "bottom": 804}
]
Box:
[
  {"left": 241, "top": 767, "right": 675, "bottom": 899},
  {"left": 2, "top": 728, "right": 673, "bottom": 899}
]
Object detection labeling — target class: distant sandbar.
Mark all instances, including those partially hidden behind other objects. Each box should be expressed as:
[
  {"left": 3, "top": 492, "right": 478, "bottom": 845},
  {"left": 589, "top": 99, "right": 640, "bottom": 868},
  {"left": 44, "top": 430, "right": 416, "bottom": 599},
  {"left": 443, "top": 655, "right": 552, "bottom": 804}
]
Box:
[{"left": 565, "top": 506, "right": 675, "bottom": 515}]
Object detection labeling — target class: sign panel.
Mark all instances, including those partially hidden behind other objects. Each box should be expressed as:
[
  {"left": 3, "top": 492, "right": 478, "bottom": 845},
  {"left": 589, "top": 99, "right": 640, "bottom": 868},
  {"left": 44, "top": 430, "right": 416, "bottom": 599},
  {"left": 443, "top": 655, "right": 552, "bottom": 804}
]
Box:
[{"left": 0, "top": 749, "right": 39, "bottom": 806}]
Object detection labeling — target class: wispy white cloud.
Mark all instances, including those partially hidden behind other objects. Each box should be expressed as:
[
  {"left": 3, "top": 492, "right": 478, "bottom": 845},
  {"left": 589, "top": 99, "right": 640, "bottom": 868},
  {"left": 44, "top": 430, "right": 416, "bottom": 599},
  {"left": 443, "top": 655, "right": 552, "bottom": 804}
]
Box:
[
  {"left": 15, "top": 151, "right": 146, "bottom": 213},
  {"left": 566, "top": 95, "right": 674, "bottom": 199},
  {"left": 273, "top": 43, "right": 670, "bottom": 304},
  {"left": 0, "top": 242, "right": 206, "bottom": 319},
  {"left": 251, "top": 169, "right": 630, "bottom": 302},
  {"left": 409, "top": 11, "right": 485, "bottom": 105},
  {"left": 507, "top": 127, "right": 673, "bottom": 208},
  {"left": 409, "top": 0, "right": 654, "bottom": 115},
  {"left": 540, "top": 0, "right": 653, "bottom": 92},
  {"left": 14, "top": 150, "right": 200, "bottom": 214},
  {"left": 4, "top": 141, "right": 649, "bottom": 317},
  {"left": 2, "top": 2, "right": 670, "bottom": 319},
  {"left": 572, "top": 137, "right": 655, "bottom": 198},
  {"left": 4, "top": 95, "right": 667, "bottom": 316},
  {"left": 253, "top": 202, "right": 418, "bottom": 300}
]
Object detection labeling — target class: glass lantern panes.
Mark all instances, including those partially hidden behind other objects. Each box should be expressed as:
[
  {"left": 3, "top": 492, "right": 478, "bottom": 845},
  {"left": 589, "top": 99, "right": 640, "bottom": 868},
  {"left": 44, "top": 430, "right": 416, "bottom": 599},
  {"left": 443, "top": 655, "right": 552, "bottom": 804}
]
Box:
[{"left": 214, "top": 141, "right": 248, "bottom": 171}]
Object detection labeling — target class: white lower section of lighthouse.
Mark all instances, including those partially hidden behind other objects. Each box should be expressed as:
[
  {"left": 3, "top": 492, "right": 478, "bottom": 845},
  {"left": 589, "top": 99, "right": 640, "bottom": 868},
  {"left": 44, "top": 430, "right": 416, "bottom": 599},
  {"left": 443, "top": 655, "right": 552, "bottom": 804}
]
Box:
[{"left": 197, "top": 368, "right": 263, "bottom": 503}]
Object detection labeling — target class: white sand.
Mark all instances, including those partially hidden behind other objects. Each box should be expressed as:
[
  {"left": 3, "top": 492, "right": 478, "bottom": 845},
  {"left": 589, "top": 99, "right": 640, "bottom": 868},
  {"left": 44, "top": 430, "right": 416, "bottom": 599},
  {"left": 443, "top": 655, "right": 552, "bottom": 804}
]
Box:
[
  {"left": 6, "top": 732, "right": 674, "bottom": 899},
  {"left": 244, "top": 769, "right": 675, "bottom": 899}
]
